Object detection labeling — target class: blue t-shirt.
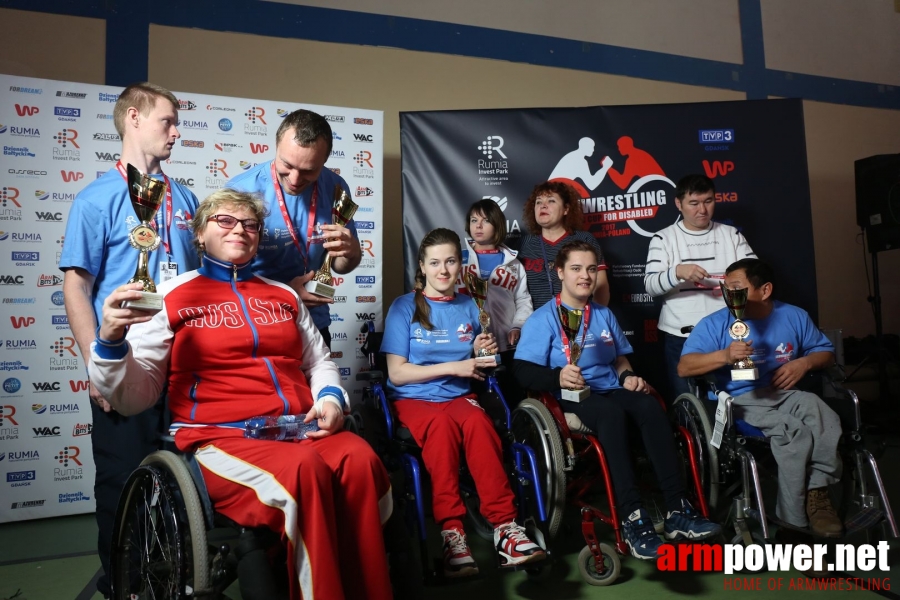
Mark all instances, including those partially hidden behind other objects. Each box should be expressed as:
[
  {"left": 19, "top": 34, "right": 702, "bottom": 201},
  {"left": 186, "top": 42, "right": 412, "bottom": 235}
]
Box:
[
  {"left": 516, "top": 298, "right": 633, "bottom": 395},
  {"left": 381, "top": 293, "right": 481, "bottom": 402},
  {"left": 59, "top": 168, "right": 200, "bottom": 321},
  {"left": 226, "top": 161, "right": 357, "bottom": 330},
  {"left": 473, "top": 250, "right": 504, "bottom": 280},
  {"left": 681, "top": 301, "right": 834, "bottom": 396}
]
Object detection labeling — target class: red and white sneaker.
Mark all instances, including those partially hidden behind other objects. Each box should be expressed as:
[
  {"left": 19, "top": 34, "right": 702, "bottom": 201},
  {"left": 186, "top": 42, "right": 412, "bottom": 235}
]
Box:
[
  {"left": 441, "top": 527, "right": 479, "bottom": 578},
  {"left": 494, "top": 522, "right": 546, "bottom": 567}
]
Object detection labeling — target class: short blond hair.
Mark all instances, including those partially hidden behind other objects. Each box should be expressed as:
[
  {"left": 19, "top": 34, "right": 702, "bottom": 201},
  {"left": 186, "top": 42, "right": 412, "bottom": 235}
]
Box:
[
  {"left": 113, "top": 82, "right": 179, "bottom": 139},
  {"left": 192, "top": 189, "right": 268, "bottom": 255}
]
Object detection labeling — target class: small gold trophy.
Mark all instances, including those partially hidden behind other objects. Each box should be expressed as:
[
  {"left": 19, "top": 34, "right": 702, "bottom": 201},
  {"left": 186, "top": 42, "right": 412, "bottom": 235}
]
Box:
[
  {"left": 719, "top": 283, "right": 759, "bottom": 381},
  {"left": 463, "top": 271, "right": 499, "bottom": 367},
  {"left": 305, "top": 187, "right": 359, "bottom": 298},
  {"left": 121, "top": 164, "right": 165, "bottom": 311},
  {"left": 558, "top": 305, "right": 590, "bottom": 401}
]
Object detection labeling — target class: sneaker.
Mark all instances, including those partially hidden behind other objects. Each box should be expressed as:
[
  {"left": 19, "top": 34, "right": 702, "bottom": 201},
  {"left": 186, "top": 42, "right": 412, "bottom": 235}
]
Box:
[
  {"left": 664, "top": 498, "right": 723, "bottom": 541},
  {"left": 807, "top": 488, "right": 843, "bottom": 538},
  {"left": 622, "top": 508, "right": 664, "bottom": 560},
  {"left": 441, "top": 527, "right": 478, "bottom": 578},
  {"left": 494, "top": 521, "right": 546, "bottom": 567}
]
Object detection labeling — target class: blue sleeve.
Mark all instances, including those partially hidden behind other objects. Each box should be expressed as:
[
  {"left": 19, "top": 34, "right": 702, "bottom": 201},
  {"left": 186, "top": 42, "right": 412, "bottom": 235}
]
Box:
[
  {"left": 515, "top": 311, "right": 552, "bottom": 366},
  {"left": 682, "top": 315, "right": 723, "bottom": 355},
  {"left": 796, "top": 309, "right": 834, "bottom": 356},
  {"left": 380, "top": 298, "right": 412, "bottom": 358},
  {"left": 607, "top": 309, "right": 633, "bottom": 356},
  {"left": 60, "top": 196, "right": 105, "bottom": 275}
]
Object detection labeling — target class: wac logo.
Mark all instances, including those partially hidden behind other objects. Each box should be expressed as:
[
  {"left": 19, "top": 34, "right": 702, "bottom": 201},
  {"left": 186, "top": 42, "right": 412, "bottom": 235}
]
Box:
[
  {"left": 35, "top": 211, "right": 63, "bottom": 222},
  {"left": 69, "top": 379, "right": 89, "bottom": 393},
  {"left": 32, "top": 381, "right": 60, "bottom": 392},
  {"left": 14, "top": 105, "right": 39, "bottom": 117},
  {"left": 9, "top": 316, "right": 35, "bottom": 329},
  {"left": 53, "top": 129, "right": 79, "bottom": 148},
  {"left": 173, "top": 177, "right": 194, "bottom": 187},
  {"left": 94, "top": 151, "right": 120, "bottom": 162},
  {"left": 244, "top": 107, "right": 267, "bottom": 124},
  {"left": 54, "top": 446, "right": 81, "bottom": 466},
  {"left": 60, "top": 170, "right": 84, "bottom": 182},
  {"left": 32, "top": 426, "right": 60, "bottom": 437},
  {"left": 702, "top": 160, "right": 734, "bottom": 178},
  {"left": 354, "top": 151, "right": 373, "bottom": 168},
  {"left": 356, "top": 312, "right": 376, "bottom": 321},
  {"left": 0, "top": 186, "right": 21, "bottom": 207},
  {"left": 206, "top": 160, "right": 229, "bottom": 178},
  {"left": 249, "top": 143, "right": 269, "bottom": 154},
  {"left": 50, "top": 336, "right": 77, "bottom": 357},
  {"left": 353, "top": 134, "right": 373, "bottom": 143}
]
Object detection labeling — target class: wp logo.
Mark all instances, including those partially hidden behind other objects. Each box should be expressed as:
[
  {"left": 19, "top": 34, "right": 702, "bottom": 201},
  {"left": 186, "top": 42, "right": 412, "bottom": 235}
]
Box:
[
  {"left": 249, "top": 143, "right": 269, "bottom": 154},
  {"left": 14, "top": 105, "right": 39, "bottom": 117},
  {"left": 60, "top": 170, "right": 84, "bottom": 182},
  {"left": 69, "top": 380, "right": 89, "bottom": 393},
  {"left": 9, "top": 316, "right": 35, "bottom": 329},
  {"left": 702, "top": 160, "right": 734, "bottom": 178}
]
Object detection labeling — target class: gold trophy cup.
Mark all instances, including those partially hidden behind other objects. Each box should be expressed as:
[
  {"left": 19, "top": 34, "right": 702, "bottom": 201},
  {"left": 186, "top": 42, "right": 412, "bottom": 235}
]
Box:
[
  {"left": 121, "top": 164, "right": 165, "bottom": 311},
  {"left": 305, "top": 187, "right": 359, "bottom": 298},
  {"left": 719, "top": 283, "right": 759, "bottom": 380},
  {"left": 463, "top": 271, "right": 499, "bottom": 367},
  {"left": 558, "top": 305, "right": 590, "bottom": 401}
]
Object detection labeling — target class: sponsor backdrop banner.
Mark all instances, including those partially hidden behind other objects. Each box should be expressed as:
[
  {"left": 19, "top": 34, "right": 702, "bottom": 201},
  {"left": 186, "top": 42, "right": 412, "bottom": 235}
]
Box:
[
  {"left": 0, "top": 74, "right": 383, "bottom": 522},
  {"left": 400, "top": 99, "right": 816, "bottom": 390}
]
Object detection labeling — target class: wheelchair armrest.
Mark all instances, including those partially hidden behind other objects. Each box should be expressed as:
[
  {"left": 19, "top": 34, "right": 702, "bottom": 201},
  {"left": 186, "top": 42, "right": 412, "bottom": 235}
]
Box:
[{"left": 356, "top": 370, "right": 384, "bottom": 382}]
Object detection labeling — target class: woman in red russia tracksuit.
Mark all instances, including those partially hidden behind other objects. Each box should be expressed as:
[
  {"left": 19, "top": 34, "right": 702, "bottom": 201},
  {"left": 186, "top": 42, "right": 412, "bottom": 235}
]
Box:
[
  {"left": 381, "top": 228, "right": 545, "bottom": 579},
  {"left": 89, "top": 189, "right": 392, "bottom": 600}
]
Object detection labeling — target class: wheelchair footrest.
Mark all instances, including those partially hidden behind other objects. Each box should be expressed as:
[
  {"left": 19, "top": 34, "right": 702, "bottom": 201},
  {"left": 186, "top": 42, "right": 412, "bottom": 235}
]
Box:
[{"left": 845, "top": 507, "right": 885, "bottom": 535}]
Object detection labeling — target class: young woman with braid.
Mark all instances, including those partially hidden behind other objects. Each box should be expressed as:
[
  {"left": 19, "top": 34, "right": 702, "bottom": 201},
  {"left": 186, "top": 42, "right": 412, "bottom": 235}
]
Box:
[{"left": 381, "top": 228, "right": 545, "bottom": 578}]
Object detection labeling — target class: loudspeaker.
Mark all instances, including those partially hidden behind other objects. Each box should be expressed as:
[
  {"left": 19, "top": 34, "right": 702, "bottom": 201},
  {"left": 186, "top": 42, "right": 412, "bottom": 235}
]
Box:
[{"left": 855, "top": 154, "right": 900, "bottom": 253}]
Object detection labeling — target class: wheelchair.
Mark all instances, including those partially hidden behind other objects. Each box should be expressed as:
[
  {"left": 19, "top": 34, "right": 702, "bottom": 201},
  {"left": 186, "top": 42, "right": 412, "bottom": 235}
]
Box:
[
  {"left": 509, "top": 386, "right": 710, "bottom": 586},
  {"left": 110, "top": 446, "right": 287, "bottom": 600},
  {"left": 671, "top": 368, "right": 899, "bottom": 546},
  {"left": 349, "top": 321, "right": 552, "bottom": 582}
]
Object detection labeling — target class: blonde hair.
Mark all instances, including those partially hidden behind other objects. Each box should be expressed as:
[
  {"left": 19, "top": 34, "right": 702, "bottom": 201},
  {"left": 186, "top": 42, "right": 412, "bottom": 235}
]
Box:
[
  {"left": 192, "top": 189, "right": 268, "bottom": 255},
  {"left": 113, "top": 82, "right": 179, "bottom": 139}
]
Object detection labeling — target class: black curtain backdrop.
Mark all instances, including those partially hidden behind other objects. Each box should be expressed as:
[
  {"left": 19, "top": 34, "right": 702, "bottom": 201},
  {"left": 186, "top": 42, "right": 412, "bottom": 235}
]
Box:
[{"left": 400, "top": 99, "right": 816, "bottom": 390}]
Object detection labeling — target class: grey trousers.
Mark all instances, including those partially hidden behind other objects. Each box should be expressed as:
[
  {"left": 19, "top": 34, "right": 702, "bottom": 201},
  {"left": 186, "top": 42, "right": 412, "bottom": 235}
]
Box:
[{"left": 733, "top": 387, "right": 843, "bottom": 527}]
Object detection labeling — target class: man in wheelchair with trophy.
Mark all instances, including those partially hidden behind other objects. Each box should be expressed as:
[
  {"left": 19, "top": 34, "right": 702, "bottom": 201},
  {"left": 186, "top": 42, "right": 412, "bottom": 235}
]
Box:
[{"left": 678, "top": 257, "right": 845, "bottom": 538}]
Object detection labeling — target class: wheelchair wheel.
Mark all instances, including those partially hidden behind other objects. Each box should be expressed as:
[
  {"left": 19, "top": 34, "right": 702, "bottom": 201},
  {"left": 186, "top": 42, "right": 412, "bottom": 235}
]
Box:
[
  {"left": 511, "top": 398, "right": 566, "bottom": 539},
  {"left": 672, "top": 393, "right": 719, "bottom": 511},
  {"left": 577, "top": 543, "right": 620, "bottom": 586},
  {"left": 111, "top": 451, "right": 210, "bottom": 599}
]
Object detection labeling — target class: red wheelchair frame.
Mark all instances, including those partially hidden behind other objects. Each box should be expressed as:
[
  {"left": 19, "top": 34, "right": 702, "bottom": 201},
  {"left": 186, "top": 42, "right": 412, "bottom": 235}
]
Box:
[{"left": 522, "top": 389, "right": 710, "bottom": 584}]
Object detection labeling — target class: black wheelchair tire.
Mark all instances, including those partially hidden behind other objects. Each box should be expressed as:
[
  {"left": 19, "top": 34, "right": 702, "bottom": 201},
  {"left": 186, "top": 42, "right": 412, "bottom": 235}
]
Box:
[
  {"left": 110, "top": 450, "right": 210, "bottom": 599},
  {"left": 672, "top": 393, "right": 720, "bottom": 512},
  {"left": 511, "top": 398, "right": 566, "bottom": 540}
]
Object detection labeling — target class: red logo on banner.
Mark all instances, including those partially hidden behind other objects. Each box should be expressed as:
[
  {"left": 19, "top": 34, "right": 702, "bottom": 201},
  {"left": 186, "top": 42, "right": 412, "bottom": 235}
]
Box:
[
  {"left": 69, "top": 380, "right": 89, "bottom": 393},
  {"left": 249, "top": 143, "right": 269, "bottom": 154},
  {"left": 14, "top": 104, "right": 39, "bottom": 116},
  {"left": 10, "top": 316, "right": 35, "bottom": 329},
  {"left": 60, "top": 170, "right": 84, "bottom": 182},
  {"left": 702, "top": 160, "right": 734, "bottom": 178}
]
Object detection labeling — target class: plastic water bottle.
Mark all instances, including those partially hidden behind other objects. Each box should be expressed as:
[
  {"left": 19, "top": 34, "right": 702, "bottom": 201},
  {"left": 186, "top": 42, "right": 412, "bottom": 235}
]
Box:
[{"left": 244, "top": 415, "right": 319, "bottom": 441}]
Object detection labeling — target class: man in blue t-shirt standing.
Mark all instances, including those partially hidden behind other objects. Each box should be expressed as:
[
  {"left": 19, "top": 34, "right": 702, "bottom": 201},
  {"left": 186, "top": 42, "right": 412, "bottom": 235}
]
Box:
[
  {"left": 227, "top": 109, "right": 361, "bottom": 344},
  {"left": 678, "top": 258, "right": 843, "bottom": 538},
  {"left": 60, "top": 82, "right": 200, "bottom": 598}
]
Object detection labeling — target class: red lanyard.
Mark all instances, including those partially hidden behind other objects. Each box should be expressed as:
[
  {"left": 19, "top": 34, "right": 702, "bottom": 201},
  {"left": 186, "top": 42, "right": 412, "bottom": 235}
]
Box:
[
  {"left": 423, "top": 294, "right": 455, "bottom": 302},
  {"left": 555, "top": 294, "right": 591, "bottom": 364},
  {"left": 474, "top": 248, "right": 500, "bottom": 254},
  {"left": 271, "top": 162, "right": 318, "bottom": 271},
  {"left": 116, "top": 161, "right": 173, "bottom": 256}
]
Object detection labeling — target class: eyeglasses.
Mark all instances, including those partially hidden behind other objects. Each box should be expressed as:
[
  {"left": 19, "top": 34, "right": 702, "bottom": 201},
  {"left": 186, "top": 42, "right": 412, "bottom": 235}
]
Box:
[{"left": 209, "top": 214, "right": 262, "bottom": 233}]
